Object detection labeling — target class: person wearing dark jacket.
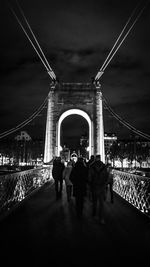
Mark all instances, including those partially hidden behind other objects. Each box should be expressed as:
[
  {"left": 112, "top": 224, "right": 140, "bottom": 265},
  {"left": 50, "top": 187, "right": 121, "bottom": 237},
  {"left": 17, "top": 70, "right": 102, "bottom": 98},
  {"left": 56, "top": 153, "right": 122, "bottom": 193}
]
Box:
[
  {"left": 52, "top": 157, "right": 65, "bottom": 200},
  {"left": 86, "top": 155, "right": 95, "bottom": 201},
  {"left": 106, "top": 163, "right": 114, "bottom": 203},
  {"left": 62, "top": 161, "right": 73, "bottom": 202},
  {"left": 88, "top": 154, "right": 108, "bottom": 224},
  {"left": 69, "top": 157, "right": 88, "bottom": 218},
  {"left": 87, "top": 155, "right": 95, "bottom": 168}
]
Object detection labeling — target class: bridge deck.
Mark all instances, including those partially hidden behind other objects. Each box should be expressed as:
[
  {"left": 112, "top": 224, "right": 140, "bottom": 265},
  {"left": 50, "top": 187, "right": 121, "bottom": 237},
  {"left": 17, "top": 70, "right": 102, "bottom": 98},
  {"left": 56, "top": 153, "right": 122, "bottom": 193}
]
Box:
[{"left": 0, "top": 181, "right": 150, "bottom": 266}]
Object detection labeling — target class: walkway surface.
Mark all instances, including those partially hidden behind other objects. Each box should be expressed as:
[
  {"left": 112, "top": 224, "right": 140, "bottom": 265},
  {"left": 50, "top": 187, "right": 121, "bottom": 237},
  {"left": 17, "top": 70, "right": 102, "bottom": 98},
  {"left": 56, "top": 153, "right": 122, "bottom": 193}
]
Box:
[{"left": 0, "top": 181, "right": 150, "bottom": 266}]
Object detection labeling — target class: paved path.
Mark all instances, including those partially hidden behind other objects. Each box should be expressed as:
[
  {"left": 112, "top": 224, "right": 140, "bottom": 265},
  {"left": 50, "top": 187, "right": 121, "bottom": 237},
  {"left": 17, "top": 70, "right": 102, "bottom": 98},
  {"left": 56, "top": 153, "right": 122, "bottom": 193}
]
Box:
[{"left": 0, "top": 181, "right": 150, "bottom": 266}]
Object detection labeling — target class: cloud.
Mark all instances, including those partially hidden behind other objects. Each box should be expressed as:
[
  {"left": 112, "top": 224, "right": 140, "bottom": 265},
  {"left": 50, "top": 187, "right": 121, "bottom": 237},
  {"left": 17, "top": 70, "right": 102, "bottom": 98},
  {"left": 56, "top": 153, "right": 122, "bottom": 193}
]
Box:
[{"left": 0, "top": 0, "right": 150, "bottom": 139}]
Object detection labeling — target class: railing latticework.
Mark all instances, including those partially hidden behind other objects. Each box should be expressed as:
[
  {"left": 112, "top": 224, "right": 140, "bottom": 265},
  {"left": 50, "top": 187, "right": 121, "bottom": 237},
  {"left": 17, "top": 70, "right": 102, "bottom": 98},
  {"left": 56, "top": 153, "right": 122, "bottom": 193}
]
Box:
[
  {"left": 113, "top": 170, "right": 150, "bottom": 217},
  {"left": 1, "top": 167, "right": 149, "bottom": 220},
  {"left": 0, "top": 166, "right": 53, "bottom": 217}
]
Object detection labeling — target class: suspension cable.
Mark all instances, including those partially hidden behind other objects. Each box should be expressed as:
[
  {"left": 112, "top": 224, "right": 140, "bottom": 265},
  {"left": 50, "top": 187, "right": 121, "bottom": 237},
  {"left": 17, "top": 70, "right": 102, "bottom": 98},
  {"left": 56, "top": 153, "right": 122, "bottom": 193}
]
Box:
[
  {"left": 101, "top": 1, "right": 149, "bottom": 73},
  {"left": 3, "top": 1, "right": 149, "bottom": 141},
  {"left": 0, "top": 1, "right": 56, "bottom": 139},
  {"left": 0, "top": 96, "right": 48, "bottom": 139},
  {"left": 95, "top": 0, "right": 150, "bottom": 81},
  {"left": 15, "top": 0, "right": 56, "bottom": 80},
  {"left": 102, "top": 94, "right": 150, "bottom": 141},
  {"left": 8, "top": 1, "right": 56, "bottom": 81},
  {"left": 95, "top": 1, "right": 141, "bottom": 81}
]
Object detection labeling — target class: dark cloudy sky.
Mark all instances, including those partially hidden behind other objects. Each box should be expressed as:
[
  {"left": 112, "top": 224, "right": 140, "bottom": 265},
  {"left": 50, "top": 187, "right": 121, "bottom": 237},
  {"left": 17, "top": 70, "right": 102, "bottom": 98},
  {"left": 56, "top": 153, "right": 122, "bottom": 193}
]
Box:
[{"left": 0, "top": 0, "right": 150, "bottom": 140}]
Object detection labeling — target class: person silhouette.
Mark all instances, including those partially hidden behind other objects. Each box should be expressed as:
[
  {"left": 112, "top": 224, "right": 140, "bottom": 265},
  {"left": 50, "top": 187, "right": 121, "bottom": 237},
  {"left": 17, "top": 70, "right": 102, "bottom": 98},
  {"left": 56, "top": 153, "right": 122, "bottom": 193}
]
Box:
[
  {"left": 63, "top": 161, "right": 73, "bottom": 202},
  {"left": 52, "top": 157, "right": 65, "bottom": 200},
  {"left": 69, "top": 157, "right": 88, "bottom": 219},
  {"left": 106, "top": 163, "right": 114, "bottom": 203},
  {"left": 88, "top": 155, "right": 108, "bottom": 224}
]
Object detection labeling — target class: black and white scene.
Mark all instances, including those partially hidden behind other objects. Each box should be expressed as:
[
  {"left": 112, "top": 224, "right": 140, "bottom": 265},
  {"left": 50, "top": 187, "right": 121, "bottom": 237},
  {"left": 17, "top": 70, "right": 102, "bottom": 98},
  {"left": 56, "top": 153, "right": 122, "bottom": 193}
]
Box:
[{"left": 0, "top": 0, "right": 150, "bottom": 266}]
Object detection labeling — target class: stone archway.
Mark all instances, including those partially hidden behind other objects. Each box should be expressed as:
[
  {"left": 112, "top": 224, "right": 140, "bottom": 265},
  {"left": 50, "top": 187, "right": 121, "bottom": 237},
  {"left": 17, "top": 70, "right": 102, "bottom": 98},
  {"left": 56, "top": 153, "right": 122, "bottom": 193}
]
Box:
[
  {"left": 44, "top": 83, "right": 105, "bottom": 163},
  {"left": 57, "top": 109, "right": 92, "bottom": 157}
]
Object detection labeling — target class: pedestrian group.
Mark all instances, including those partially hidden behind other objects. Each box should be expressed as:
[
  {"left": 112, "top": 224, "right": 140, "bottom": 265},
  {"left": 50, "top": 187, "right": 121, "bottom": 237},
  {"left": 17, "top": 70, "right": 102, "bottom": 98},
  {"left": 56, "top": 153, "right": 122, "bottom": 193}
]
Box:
[{"left": 52, "top": 154, "right": 114, "bottom": 224}]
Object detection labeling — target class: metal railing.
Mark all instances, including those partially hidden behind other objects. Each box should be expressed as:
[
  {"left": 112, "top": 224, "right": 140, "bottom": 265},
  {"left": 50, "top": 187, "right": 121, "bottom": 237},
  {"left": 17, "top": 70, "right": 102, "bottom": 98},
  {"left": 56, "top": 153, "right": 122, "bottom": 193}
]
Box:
[
  {"left": 1, "top": 166, "right": 149, "bottom": 220},
  {"left": 0, "top": 165, "right": 53, "bottom": 217},
  {"left": 113, "top": 169, "right": 150, "bottom": 217}
]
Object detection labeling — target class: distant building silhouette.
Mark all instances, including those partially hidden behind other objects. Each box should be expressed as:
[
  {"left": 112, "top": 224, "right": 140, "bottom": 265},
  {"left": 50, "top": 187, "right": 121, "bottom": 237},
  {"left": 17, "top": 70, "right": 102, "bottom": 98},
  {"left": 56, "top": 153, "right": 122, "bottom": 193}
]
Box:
[{"left": 15, "top": 131, "right": 32, "bottom": 141}]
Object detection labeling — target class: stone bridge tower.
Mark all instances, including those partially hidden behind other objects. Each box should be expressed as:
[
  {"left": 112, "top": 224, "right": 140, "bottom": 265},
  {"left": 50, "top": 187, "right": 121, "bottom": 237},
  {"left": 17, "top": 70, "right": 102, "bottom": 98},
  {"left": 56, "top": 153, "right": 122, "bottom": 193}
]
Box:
[{"left": 44, "top": 82, "right": 105, "bottom": 163}]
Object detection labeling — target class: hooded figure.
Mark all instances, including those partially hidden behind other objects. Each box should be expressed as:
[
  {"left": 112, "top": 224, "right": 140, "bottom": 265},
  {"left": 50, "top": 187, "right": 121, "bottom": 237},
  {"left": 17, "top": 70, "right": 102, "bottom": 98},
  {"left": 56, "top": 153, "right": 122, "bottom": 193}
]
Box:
[
  {"left": 88, "top": 155, "right": 108, "bottom": 224},
  {"left": 69, "top": 157, "right": 88, "bottom": 218}
]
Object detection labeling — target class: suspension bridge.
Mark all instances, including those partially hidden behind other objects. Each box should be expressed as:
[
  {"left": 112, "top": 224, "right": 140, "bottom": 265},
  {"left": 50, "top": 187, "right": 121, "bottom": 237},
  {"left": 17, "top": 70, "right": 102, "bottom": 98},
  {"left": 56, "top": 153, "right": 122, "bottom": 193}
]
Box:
[{"left": 0, "top": 1, "right": 150, "bottom": 265}]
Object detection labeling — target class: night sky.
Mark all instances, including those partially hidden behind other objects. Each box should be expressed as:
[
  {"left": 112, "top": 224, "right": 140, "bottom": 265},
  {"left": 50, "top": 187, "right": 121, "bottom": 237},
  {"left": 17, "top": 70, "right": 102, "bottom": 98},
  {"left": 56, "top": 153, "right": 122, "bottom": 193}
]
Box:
[{"left": 0, "top": 0, "right": 150, "bottom": 141}]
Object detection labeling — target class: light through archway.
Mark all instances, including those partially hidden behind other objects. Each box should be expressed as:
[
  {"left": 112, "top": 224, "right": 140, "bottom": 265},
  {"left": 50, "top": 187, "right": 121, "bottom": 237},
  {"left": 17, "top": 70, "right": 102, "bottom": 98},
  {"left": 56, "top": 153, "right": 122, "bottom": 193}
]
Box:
[
  {"left": 57, "top": 109, "right": 92, "bottom": 158},
  {"left": 44, "top": 83, "right": 105, "bottom": 163},
  {"left": 61, "top": 114, "right": 88, "bottom": 152}
]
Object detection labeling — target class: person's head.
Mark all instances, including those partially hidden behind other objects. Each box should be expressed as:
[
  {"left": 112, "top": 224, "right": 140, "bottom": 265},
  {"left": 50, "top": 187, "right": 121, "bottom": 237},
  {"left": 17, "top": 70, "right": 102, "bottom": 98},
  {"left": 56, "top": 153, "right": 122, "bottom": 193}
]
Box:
[
  {"left": 77, "top": 157, "right": 84, "bottom": 163},
  {"left": 90, "top": 155, "right": 95, "bottom": 161},
  {"left": 106, "top": 163, "right": 112, "bottom": 171},
  {"left": 67, "top": 161, "right": 72, "bottom": 167},
  {"left": 95, "top": 154, "right": 101, "bottom": 161}
]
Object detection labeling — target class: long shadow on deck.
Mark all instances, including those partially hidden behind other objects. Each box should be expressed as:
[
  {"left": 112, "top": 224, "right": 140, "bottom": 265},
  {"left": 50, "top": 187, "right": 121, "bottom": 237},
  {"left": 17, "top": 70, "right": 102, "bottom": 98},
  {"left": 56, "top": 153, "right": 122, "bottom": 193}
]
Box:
[{"left": 0, "top": 181, "right": 150, "bottom": 266}]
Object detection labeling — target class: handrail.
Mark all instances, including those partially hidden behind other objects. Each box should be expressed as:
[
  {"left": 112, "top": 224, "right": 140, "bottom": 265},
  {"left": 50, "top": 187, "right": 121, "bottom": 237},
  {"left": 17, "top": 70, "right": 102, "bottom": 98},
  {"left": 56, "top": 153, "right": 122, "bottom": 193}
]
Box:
[
  {"left": 113, "top": 169, "right": 150, "bottom": 218},
  {"left": 0, "top": 166, "right": 53, "bottom": 218}
]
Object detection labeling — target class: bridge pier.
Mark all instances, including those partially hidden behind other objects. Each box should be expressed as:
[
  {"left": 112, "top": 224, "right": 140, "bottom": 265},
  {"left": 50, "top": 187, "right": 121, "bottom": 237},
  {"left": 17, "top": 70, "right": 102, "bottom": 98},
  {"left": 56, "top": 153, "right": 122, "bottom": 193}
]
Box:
[{"left": 44, "top": 83, "right": 105, "bottom": 163}]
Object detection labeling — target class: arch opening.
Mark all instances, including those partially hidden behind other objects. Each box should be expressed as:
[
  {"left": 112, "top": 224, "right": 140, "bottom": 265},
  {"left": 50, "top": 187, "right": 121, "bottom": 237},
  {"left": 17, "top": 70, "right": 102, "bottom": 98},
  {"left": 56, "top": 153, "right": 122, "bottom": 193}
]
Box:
[
  {"left": 61, "top": 114, "right": 89, "bottom": 158},
  {"left": 57, "top": 109, "right": 92, "bottom": 159}
]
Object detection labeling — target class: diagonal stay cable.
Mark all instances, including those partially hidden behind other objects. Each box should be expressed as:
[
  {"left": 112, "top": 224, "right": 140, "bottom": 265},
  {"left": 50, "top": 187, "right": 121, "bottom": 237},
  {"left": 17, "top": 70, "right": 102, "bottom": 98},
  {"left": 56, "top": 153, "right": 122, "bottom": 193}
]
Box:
[
  {"left": 0, "top": 96, "right": 48, "bottom": 139},
  {"left": 0, "top": 2, "right": 55, "bottom": 139},
  {"left": 102, "top": 94, "right": 150, "bottom": 140},
  {"left": 8, "top": 2, "right": 56, "bottom": 81},
  {"left": 15, "top": 0, "right": 56, "bottom": 80},
  {"left": 102, "top": 0, "right": 150, "bottom": 73},
  {"left": 95, "top": 0, "right": 142, "bottom": 81},
  {"left": 95, "top": 0, "right": 150, "bottom": 81}
]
